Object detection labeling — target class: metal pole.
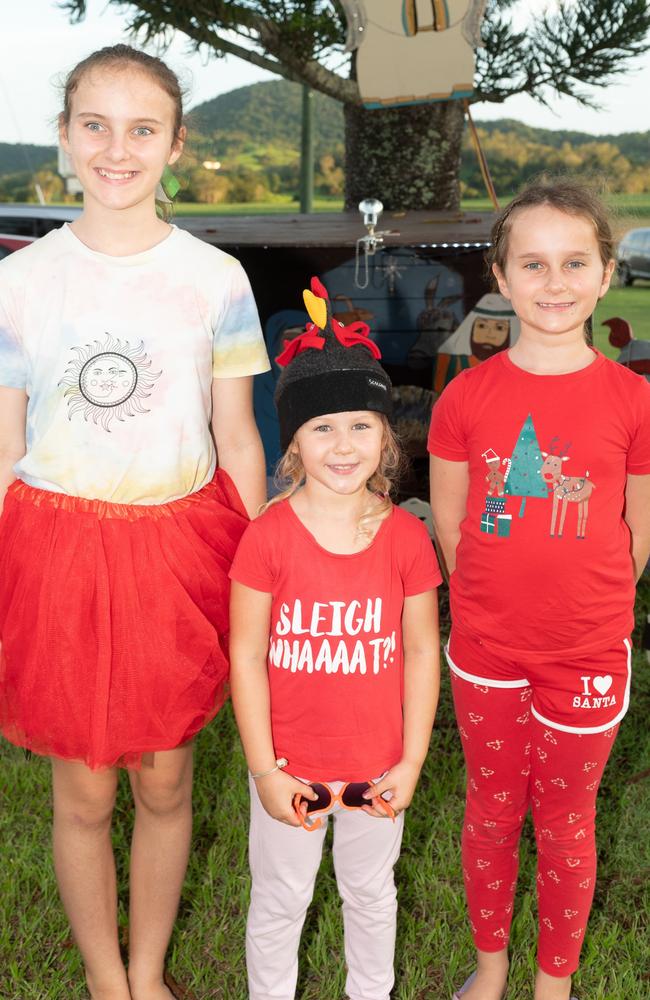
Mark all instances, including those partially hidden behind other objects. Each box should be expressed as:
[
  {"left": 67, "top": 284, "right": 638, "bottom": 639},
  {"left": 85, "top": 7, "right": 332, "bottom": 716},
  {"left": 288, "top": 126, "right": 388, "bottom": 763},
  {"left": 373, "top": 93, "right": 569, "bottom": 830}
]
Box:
[{"left": 299, "top": 85, "right": 314, "bottom": 214}]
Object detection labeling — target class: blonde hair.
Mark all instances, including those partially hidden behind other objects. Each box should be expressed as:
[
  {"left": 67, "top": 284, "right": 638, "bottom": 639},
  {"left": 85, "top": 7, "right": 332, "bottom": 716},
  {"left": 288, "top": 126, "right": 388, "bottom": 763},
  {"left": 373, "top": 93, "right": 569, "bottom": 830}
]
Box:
[{"left": 261, "top": 415, "right": 404, "bottom": 538}]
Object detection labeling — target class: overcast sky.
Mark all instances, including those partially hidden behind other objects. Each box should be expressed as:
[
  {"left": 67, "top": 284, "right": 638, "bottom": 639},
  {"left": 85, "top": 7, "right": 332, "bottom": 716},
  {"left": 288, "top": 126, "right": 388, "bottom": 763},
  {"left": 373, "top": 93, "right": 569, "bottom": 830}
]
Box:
[{"left": 1, "top": 1, "right": 649, "bottom": 148}]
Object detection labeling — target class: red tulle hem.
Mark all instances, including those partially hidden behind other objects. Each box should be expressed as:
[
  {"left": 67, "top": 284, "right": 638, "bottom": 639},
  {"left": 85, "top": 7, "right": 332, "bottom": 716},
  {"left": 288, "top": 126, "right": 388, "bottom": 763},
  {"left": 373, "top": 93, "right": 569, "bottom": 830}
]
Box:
[{"left": 0, "top": 470, "right": 248, "bottom": 770}]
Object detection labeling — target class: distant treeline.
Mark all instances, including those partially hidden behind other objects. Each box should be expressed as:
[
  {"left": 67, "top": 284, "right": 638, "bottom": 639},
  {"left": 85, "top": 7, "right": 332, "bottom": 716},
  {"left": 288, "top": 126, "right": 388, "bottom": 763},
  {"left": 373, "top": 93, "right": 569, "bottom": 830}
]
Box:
[
  {"left": 460, "top": 119, "right": 650, "bottom": 197},
  {"left": 1, "top": 80, "right": 649, "bottom": 204}
]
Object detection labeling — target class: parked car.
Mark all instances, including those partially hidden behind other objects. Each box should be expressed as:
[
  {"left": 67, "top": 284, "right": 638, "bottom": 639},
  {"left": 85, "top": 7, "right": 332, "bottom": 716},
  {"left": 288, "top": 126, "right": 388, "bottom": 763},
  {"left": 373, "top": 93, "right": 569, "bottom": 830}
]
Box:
[
  {"left": 0, "top": 204, "right": 81, "bottom": 240},
  {"left": 0, "top": 234, "right": 36, "bottom": 260},
  {"left": 617, "top": 226, "right": 650, "bottom": 285}
]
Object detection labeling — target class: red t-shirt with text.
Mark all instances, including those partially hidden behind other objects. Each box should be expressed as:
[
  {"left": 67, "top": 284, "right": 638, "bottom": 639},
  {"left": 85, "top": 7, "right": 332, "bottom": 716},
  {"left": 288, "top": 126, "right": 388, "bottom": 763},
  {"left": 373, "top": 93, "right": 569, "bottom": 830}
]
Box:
[
  {"left": 428, "top": 350, "right": 650, "bottom": 660},
  {"left": 230, "top": 501, "right": 441, "bottom": 781}
]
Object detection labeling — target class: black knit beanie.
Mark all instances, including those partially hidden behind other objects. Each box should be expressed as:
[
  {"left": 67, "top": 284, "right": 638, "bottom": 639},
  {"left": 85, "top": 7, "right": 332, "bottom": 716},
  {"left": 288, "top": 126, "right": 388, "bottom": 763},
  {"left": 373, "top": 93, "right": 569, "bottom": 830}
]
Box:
[{"left": 274, "top": 277, "right": 392, "bottom": 451}]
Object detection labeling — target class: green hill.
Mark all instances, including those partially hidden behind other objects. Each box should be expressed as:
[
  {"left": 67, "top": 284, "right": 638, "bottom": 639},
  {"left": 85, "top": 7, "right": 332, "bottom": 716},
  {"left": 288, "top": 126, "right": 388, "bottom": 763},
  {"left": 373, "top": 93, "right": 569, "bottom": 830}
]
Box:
[
  {"left": 0, "top": 142, "right": 56, "bottom": 176},
  {"left": 187, "top": 78, "right": 344, "bottom": 160},
  {"left": 471, "top": 118, "right": 650, "bottom": 167},
  {"left": 1, "top": 80, "right": 649, "bottom": 202}
]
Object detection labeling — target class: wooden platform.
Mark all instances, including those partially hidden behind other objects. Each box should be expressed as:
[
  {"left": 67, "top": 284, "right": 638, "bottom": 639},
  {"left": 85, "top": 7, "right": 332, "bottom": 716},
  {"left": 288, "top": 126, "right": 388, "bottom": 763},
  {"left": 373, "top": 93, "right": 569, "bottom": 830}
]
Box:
[{"left": 177, "top": 210, "right": 495, "bottom": 248}]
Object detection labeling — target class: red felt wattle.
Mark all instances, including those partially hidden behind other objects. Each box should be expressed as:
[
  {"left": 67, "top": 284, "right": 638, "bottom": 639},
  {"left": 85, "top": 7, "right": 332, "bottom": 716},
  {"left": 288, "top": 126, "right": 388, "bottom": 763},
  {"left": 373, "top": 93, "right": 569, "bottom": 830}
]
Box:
[
  {"left": 333, "top": 320, "right": 383, "bottom": 359},
  {"left": 275, "top": 308, "right": 383, "bottom": 367},
  {"left": 276, "top": 328, "right": 325, "bottom": 366}
]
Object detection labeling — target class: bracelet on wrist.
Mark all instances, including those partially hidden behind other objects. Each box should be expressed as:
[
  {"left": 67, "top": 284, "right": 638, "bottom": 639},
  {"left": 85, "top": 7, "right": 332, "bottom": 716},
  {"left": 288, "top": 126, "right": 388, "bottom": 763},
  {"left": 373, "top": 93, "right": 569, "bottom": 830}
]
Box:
[{"left": 250, "top": 757, "right": 288, "bottom": 780}]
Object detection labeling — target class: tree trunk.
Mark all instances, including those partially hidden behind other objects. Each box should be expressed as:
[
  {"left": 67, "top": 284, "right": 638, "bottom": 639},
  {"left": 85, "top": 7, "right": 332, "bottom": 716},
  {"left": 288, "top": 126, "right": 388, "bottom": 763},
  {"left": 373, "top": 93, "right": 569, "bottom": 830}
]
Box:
[{"left": 343, "top": 99, "right": 465, "bottom": 212}]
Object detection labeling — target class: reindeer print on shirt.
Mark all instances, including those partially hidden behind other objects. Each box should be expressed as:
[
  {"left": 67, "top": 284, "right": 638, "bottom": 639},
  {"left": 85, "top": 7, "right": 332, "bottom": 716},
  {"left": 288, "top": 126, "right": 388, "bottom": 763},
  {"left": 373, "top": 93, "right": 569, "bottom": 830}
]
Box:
[
  {"left": 479, "top": 418, "right": 597, "bottom": 541},
  {"left": 540, "top": 437, "right": 596, "bottom": 539}
]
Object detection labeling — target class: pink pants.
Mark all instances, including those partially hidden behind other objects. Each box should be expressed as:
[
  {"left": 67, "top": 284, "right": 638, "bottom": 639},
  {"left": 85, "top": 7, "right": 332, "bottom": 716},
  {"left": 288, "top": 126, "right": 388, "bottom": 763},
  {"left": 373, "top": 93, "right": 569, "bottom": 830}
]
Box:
[
  {"left": 447, "top": 628, "right": 628, "bottom": 976},
  {"left": 246, "top": 776, "right": 404, "bottom": 1000}
]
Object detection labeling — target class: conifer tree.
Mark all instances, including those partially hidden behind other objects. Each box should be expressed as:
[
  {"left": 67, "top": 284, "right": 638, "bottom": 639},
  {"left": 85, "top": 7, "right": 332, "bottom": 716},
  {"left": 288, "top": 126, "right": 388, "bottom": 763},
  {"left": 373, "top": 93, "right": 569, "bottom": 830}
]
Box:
[
  {"left": 504, "top": 414, "right": 548, "bottom": 517},
  {"left": 62, "top": 1, "right": 650, "bottom": 211}
]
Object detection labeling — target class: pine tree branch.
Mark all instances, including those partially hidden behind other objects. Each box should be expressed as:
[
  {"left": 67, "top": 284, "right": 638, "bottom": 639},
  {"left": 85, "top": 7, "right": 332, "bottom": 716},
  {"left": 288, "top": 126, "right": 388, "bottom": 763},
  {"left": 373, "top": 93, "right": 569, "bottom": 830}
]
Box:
[
  {"left": 476, "top": 0, "right": 650, "bottom": 106},
  {"left": 60, "top": 0, "right": 650, "bottom": 110},
  {"left": 59, "top": 1, "right": 359, "bottom": 103}
]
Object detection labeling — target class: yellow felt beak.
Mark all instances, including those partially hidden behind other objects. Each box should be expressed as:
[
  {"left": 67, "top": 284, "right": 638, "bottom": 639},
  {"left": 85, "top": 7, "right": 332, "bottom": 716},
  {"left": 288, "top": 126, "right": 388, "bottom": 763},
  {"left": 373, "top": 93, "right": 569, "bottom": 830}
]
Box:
[{"left": 303, "top": 289, "right": 327, "bottom": 330}]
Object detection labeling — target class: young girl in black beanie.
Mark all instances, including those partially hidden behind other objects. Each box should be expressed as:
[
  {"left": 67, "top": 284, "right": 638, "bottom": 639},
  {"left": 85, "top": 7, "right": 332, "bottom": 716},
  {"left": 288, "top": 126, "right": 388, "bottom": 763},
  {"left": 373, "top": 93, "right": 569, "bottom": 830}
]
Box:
[{"left": 229, "top": 277, "right": 442, "bottom": 1000}]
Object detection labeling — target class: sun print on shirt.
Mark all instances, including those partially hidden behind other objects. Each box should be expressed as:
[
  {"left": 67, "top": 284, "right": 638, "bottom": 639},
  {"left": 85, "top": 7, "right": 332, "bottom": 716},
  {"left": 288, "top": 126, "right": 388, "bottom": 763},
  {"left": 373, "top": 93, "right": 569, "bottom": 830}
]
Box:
[{"left": 59, "top": 333, "right": 162, "bottom": 432}]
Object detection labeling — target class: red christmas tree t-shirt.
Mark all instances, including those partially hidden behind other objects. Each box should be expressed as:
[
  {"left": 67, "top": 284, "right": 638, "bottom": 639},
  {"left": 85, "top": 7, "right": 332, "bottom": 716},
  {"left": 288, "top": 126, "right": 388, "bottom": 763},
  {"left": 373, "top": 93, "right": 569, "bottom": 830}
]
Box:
[
  {"left": 428, "top": 350, "right": 650, "bottom": 660},
  {"left": 230, "top": 501, "right": 441, "bottom": 781}
]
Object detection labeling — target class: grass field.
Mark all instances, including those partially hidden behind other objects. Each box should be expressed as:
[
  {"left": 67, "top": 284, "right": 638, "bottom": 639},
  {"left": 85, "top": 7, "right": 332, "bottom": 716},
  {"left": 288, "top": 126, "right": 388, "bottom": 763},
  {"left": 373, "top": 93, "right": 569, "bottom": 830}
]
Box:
[
  {"left": 1, "top": 581, "right": 648, "bottom": 1000},
  {"left": 172, "top": 192, "right": 650, "bottom": 232},
  {"left": 173, "top": 197, "right": 341, "bottom": 215}
]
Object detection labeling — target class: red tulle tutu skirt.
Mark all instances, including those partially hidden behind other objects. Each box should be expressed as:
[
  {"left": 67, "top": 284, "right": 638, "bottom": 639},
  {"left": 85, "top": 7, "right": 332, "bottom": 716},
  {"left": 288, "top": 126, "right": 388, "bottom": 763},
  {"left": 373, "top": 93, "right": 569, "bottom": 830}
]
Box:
[{"left": 0, "top": 471, "right": 248, "bottom": 769}]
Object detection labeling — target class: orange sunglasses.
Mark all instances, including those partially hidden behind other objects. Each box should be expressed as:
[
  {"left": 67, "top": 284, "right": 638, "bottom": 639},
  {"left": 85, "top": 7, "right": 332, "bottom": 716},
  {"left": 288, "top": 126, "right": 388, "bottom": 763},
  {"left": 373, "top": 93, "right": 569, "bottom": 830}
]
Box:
[{"left": 292, "top": 780, "right": 396, "bottom": 831}]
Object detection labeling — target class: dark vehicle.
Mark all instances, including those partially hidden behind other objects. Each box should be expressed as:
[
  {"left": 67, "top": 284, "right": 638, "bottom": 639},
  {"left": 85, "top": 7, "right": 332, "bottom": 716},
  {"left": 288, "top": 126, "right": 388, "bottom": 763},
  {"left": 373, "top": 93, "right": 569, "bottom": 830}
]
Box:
[
  {"left": 0, "top": 204, "right": 81, "bottom": 240},
  {"left": 617, "top": 226, "right": 650, "bottom": 285}
]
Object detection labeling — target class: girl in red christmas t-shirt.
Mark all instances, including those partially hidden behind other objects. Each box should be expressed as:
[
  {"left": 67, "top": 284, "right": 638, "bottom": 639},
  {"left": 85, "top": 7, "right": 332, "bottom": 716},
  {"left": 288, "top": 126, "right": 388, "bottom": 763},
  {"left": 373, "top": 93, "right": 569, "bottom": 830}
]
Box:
[
  {"left": 230, "top": 278, "right": 442, "bottom": 1000},
  {"left": 429, "top": 181, "right": 650, "bottom": 1000}
]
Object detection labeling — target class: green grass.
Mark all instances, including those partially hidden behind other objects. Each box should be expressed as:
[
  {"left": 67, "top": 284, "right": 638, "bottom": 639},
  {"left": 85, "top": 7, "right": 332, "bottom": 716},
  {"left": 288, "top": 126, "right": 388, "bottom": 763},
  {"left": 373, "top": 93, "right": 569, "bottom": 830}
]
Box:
[
  {"left": 462, "top": 192, "right": 650, "bottom": 223},
  {"left": 173, "top": 197, "right": 343, "bottom": 216},
  {"left": 42, "top": 192, "right": 650, "bottom": 223},
  {"left": 171, "top": 193, "right": 650, "bottom": 220},
  {"left": 1, "top": 583, "right": 649, "bottom": 999}
]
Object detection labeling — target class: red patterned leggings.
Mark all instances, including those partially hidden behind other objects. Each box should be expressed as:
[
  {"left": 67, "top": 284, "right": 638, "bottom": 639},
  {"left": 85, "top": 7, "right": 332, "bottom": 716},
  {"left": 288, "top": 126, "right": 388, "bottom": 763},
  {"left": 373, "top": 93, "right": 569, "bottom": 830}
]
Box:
[{"left": 449, "top": 635, "right": 622, "bottom": 977}]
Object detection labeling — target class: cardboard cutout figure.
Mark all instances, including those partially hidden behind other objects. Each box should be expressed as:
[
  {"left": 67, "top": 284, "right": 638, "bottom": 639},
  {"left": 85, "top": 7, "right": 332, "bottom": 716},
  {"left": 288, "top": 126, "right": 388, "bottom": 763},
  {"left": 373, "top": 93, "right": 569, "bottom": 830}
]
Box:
[
  {"left": 408, "top": 275, "right": 463, "bottom": 366},
  {"left": 603, "top": 317, "right": 650, "bottom": 381},
  {"left": 434, "top": 293, "right": 519, "bottom": 393},
  {"left": 356, "top": 1, "right": 486, "bottom": 107}
]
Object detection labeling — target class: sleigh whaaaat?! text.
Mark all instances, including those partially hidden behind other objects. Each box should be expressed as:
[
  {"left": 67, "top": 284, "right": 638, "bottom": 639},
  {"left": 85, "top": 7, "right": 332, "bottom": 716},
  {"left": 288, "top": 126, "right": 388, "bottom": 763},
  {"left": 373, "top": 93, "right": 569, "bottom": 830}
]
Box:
[{"left": 268, "top": 597, "right": 397, "bottom": 677}]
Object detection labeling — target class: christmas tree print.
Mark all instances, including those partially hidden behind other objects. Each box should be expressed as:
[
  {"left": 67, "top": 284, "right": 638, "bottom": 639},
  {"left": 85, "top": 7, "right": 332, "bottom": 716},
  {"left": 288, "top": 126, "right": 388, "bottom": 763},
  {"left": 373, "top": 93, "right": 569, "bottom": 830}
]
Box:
[{"left": 504, "top": 414, "right": 548, "bottom": 517}]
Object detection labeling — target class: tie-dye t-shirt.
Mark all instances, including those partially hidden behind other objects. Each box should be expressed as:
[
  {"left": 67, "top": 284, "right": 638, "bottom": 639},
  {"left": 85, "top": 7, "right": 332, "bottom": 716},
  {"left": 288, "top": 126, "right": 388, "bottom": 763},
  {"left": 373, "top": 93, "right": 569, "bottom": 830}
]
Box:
[{"left": 0, "top": 224, "right": 270, "bottom": 504}]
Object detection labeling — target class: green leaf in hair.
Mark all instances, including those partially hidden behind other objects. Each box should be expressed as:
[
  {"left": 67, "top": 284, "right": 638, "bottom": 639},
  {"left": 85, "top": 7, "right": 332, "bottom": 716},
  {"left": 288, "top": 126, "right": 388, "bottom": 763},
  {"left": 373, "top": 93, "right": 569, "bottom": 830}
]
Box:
[{"left": 162, "top": 167, "right": 180, "bottom": 200}]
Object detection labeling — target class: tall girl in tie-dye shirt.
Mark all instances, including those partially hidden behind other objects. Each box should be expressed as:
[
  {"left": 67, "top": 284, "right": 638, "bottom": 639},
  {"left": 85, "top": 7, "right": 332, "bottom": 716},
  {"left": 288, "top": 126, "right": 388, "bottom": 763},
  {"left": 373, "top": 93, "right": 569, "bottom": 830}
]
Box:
[{"left": 0, "top": 45, "right": 268, "bottom": 1000}]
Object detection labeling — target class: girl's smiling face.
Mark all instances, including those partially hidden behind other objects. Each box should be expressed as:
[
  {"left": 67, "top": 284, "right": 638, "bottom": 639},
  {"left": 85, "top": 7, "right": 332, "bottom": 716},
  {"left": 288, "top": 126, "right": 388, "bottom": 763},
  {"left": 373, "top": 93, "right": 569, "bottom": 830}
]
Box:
[
  {"left": 293, "top": 411, "right": 384, "bottom": 500},
  {"left": 59, "top": 67, "right": 184, "bottom": 214},
  {"left": 492, "top": 204, "right": 615, "bottom": 343}
]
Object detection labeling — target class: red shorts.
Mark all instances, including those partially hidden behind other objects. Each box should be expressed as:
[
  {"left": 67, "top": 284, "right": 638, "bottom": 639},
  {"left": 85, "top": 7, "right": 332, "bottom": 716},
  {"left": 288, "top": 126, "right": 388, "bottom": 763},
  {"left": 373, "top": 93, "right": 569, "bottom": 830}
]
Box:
[{"left": 447, "top": 627, "right": 631, "bottom": 734}]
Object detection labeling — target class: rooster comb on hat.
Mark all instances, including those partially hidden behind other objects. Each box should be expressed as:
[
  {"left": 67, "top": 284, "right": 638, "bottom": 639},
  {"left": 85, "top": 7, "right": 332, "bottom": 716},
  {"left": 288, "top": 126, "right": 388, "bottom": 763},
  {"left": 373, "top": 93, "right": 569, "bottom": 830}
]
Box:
[{"left": 274, "top": 277, "right": 392, "bottom": 450}]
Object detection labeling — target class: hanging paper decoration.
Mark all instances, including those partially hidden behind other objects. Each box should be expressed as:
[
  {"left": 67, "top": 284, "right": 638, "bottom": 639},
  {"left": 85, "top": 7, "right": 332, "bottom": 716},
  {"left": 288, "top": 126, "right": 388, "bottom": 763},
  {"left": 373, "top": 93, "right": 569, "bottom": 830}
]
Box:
[{"left": 355, "top": 1, "right": 487, "bottom": 108}]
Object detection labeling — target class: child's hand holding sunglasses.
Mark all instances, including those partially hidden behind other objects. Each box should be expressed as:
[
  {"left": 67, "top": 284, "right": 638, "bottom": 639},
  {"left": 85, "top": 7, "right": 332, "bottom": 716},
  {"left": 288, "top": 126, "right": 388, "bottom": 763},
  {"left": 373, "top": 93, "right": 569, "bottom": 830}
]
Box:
[
  {"left": 361, "top": 759, "right": 422, "bottom": 818},
  {"left": 292, "top": 779, "right": 397, "bottom": 831},
  {"left": 255, "top": 770, "right": 319, "bottom": 827}
]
